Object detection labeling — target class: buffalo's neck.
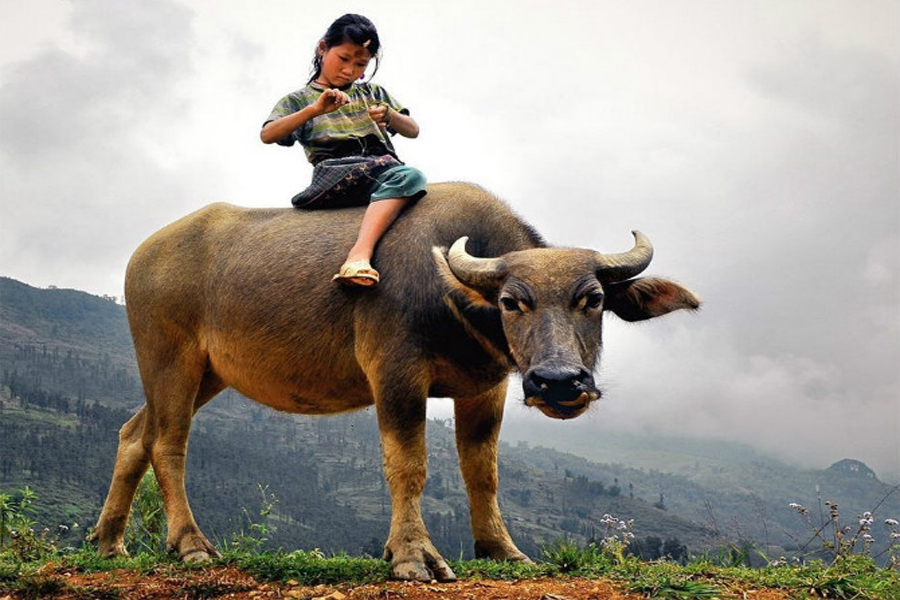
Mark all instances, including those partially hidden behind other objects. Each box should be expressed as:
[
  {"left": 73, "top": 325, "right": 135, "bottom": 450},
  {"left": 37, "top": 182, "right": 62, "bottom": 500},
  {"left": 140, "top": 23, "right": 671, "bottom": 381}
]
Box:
[{"left": 413, "top": 291, "right": 514, "bottom": 398}]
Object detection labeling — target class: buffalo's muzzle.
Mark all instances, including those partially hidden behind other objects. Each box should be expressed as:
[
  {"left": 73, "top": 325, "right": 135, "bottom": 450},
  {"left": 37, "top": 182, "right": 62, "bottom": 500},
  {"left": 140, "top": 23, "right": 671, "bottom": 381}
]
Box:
[{"left": 523, "top": 364, "right": 599, "bottom": 419}]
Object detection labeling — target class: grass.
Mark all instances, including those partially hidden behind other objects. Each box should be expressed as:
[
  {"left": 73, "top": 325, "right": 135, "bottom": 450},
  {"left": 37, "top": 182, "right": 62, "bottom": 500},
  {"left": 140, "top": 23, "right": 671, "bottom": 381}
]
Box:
[
  {"left": 3, "top": 544, "right": 898, "bottom": 600},
  {"left": 228, "top": 549, "right": 392, "bottom": 585},
  {"left": 2, "top": 484, "right": 899, "bottom": 599}
]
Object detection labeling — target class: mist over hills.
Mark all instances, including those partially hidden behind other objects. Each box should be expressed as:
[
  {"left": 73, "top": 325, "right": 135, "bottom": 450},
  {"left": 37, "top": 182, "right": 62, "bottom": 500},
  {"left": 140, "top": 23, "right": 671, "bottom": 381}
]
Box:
[{"left": 1, "top": 275, "right": 897, "bottom": 561}]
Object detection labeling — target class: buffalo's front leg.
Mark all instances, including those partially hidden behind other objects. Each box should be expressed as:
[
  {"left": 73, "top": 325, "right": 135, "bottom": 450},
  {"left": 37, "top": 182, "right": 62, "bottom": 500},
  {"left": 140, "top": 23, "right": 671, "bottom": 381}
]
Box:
[
  {"left": 372, "top": 371, "right": 456, "bottom": 582},
  {"left": 454, "top": 380, "right": 530, "bottom": 562}
]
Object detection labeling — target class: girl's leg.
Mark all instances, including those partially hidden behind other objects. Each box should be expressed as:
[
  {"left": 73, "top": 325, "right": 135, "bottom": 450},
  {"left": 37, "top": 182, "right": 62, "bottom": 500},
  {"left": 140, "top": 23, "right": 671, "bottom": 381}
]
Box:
[
  {"left": 334, "top": 166, "right": 425, "bottom": 286},
  {"left": 346, "top": 197, "right": 410, "bottom": 263}
]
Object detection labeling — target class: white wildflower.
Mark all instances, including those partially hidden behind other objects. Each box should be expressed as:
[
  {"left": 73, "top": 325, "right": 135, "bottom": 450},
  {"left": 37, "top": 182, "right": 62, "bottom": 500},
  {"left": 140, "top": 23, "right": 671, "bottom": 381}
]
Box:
[{"left": 789, "top": 503, "right": 809, "bottom": 514}]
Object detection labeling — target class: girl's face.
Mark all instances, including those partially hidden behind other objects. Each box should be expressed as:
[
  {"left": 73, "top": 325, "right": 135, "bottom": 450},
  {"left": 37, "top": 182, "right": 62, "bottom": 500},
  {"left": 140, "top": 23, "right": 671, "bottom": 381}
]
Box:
[{"left": 317, "top": 41, "right": 372, "bottom": 88}]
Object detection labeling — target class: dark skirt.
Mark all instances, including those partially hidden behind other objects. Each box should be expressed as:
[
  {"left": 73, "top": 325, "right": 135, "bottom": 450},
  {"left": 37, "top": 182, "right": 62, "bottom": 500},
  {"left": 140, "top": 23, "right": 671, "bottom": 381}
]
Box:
[{"left": 291, "top": 155, "right": 402, "bottom": 209}]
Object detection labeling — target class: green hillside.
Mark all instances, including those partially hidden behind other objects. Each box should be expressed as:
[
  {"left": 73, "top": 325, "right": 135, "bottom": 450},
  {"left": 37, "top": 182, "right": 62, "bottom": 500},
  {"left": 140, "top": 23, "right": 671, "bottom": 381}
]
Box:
[{"left": 1, "top": 276, "right": 896, "bottom": 564}]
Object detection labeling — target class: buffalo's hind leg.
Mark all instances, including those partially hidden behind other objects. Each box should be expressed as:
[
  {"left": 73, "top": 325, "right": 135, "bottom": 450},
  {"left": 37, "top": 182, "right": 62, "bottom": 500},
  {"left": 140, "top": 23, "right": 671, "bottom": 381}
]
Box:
[
  {"left": 93, "top": 357, "right": 223, "bottom": 562},
  {"left": 148, "top": 362, "right": 223, "bottom": 562},
  {"left": 92, "top": 406, "right": 152, "bottom": 558},
  {"left": 454, "top": 380, "right": 530, "bottom": 563}
]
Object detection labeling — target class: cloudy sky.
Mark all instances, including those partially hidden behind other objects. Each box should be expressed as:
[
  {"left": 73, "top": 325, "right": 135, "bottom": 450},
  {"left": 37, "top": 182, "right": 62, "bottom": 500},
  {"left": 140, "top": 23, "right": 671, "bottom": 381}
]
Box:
[{"left": 1, "top": 1, "right": 897, "bottom": 479}]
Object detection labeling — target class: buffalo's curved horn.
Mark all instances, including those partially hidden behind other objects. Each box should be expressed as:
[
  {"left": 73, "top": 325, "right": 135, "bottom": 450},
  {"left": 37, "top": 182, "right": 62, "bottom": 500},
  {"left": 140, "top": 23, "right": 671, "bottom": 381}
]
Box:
[
  {"left": 446, "top": 237, "right": 506, "bottom": 289},
  {"left": 594, "top": 231, "right": 654, "bottom": 282}
]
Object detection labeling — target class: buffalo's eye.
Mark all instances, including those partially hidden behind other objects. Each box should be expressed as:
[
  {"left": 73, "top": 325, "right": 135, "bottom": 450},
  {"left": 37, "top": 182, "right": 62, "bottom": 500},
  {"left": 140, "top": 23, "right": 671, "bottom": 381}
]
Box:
[
  {"left": 584, "top": 292, "right": 604, "bottom": 310},
  {"left": 499, "top": 296, "right": 521, "bottom": 312}
]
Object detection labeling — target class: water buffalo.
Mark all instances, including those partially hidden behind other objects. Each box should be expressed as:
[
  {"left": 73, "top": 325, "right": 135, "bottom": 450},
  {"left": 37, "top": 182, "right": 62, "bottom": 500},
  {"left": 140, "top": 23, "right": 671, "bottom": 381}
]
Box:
[{"left": 92, "top": 182, "right": 699, "bottom": 581}]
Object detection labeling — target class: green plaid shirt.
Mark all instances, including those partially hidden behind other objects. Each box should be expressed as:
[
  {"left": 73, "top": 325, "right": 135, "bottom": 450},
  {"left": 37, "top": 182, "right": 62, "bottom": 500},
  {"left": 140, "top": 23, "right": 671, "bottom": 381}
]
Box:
[{"left": 264, "top": 81, "right": 407, "bottom": 164}]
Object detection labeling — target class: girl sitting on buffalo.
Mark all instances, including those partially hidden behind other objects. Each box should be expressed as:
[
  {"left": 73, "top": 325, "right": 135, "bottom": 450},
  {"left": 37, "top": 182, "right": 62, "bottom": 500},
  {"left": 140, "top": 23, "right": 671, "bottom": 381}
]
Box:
[{"left": 261, "top": 14, "right": 425, "bottom": 288}]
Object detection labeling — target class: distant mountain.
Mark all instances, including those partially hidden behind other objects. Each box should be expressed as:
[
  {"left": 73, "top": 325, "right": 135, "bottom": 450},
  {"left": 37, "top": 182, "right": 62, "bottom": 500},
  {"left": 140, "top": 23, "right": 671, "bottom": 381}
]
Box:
[
  {"left": 828, "top": 459, "right": 879, "bottom": 480},
  {"left": 0, "top": 276, "right": 142, "bottom": 410},
  {"left": 1, "top": 276, "right": 897, "bottom": 563},
  {"left": 502, "top": 423, "right": 900, "bottom": 560},
  {"left": 0, "top": 277, "right": 131, "bottom": 356}
]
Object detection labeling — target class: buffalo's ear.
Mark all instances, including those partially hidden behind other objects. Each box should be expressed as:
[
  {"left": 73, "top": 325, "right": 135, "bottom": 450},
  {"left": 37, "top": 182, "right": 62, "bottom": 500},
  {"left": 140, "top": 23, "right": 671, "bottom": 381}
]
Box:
[
  {"left": 604, "top": 277, "right": 701, "bottom": 322},
  {"left": 431, "top": 246, "right": 499, "bottom": 308}
]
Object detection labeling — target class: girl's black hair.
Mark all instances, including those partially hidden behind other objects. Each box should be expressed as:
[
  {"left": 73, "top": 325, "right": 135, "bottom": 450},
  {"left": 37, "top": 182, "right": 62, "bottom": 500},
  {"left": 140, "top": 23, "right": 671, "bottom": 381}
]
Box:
[{"left": 309, "top": 14, "right": 381, "bottom": 84}]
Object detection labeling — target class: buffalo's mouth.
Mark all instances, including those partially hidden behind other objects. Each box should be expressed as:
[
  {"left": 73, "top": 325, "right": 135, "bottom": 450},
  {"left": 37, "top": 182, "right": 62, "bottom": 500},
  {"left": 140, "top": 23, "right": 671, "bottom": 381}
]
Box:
[{"left": 522, "top": 364, "right": 600, "bottom": 420}]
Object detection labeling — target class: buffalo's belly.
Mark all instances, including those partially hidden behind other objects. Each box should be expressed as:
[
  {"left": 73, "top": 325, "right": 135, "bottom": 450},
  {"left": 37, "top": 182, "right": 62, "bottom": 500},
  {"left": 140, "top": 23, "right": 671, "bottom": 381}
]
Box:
[
  {"left": 206, "top": 337, "right": 373, "bottom": 415},
  {"left": 233, "top": 380, "right": 374, "bottom": 415}
]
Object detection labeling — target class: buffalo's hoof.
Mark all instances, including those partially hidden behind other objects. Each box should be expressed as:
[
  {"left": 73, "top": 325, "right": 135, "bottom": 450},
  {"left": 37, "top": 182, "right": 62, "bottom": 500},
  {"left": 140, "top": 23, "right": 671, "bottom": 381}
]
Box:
[
  {"left": 384, "top": 538, "right": 456, "bottom": 582},
  {"left": 168, "top": 531, "right": 221, "bottom": 563},
  {"left": 181, "top": 549, "right": 213, "bottom": 563},
  {"left": 91, "top": 532, "right": 129, "bottom": 559},
  {"left": 392, "top": 559, "right": 457, "bottom": 582},
  {"left": 98, "top": 543, "right": 129, "bottom": 559},
  {"left": 89, "top": 522, "right": 130, "bottom": 559},
  {"left": 474, "top": 540, "right": 532, "bottom": 563}
]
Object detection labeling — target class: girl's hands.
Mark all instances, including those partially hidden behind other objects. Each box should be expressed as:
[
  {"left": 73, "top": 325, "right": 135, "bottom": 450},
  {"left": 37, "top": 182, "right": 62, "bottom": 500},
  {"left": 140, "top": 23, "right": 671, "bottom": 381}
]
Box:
[
  {"left": 315, "top": 88, "right": 351, "bottom": 115},
  {"left": 367, "top": 103, "right": 392, "bottom": 128}
]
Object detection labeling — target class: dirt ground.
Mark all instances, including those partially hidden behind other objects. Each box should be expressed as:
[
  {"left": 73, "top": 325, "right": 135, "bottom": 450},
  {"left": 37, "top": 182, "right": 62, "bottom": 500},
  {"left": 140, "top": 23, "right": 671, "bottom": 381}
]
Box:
[{"left": 1, "top": 565, "right": 795, "bottom": 600}]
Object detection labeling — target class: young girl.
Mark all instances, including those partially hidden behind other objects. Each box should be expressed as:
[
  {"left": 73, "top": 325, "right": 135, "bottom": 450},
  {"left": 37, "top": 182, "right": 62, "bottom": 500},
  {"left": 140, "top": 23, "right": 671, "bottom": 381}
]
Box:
[{"left": 261, "top": 14, "right": 426, "bottom": 287}]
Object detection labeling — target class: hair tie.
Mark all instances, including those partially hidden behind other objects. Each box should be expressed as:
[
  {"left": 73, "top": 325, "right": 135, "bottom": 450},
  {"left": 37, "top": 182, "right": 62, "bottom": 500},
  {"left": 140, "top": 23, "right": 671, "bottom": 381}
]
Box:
[{"left": 362, "top": 39, "right": 371, "bottom": 48}]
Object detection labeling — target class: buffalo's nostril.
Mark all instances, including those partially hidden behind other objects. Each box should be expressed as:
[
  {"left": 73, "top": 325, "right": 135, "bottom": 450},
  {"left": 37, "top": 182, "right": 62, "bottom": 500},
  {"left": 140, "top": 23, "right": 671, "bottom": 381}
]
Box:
[
  {"left": 523, "top": 365, "right": 595, "bottom": 407},
  {"left": 523, "top": 371, "right": 559, "bottom": 399}
]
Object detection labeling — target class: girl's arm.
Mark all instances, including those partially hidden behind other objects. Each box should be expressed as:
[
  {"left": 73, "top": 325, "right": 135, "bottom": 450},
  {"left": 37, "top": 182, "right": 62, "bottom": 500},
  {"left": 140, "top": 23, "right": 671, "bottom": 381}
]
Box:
[
  {"left": 260, "top": 105, "right": 321, "bottom": 144},
  {"left": 368, "top": 104, "right": 419, "bottom": 139},
  {"left": 388, "top": 110, "right": 420, "bottom": 139},
  {"left": 260, "top": 89, "right": 350, "bottom": 144}
]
